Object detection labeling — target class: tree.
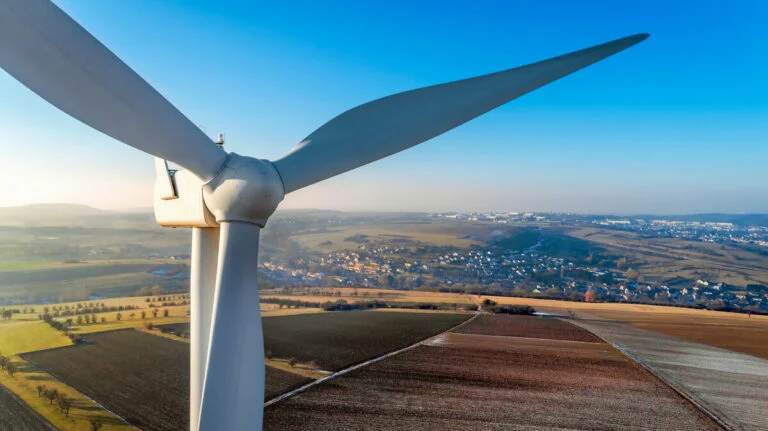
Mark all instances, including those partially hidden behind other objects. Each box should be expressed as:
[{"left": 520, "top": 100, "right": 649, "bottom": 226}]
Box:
[
  {"left": 129, "top": 312, "right": 136, "bottom": 320},
  {"left": 0, "top": 356, "right": 7, "bottom": 370},
  {"left": 101, "top": 317, "right": 107, "bottom": 324},
  {"left": 57, "top": 393, "right": 71, "bottom": 416},
  {"left": 37, "top": 384, "right": 46, "bottom": 398},
  {"left": 2, "top": 309, "right": 13, "bottom": 320},
  {"left": 141, "top": 311, "right": 146, "bottom": 320},
  {"left": 6, "top": 362, "right": 16, "bottom": 377},
  {"left": 163, "top": 309, "right": 169, "bottom": 318},
  {"left": 91, "top": 314, "right": 97, "bottom": 323},
  {"left": 584, "top": 290, "right": 596, "bottom": 303},
  {"left": 116, "top": 312, "right": 122, "bottom": 321},
  {"left": 46, "top": 388, "right": 58, "bottom": 405},
  {"left": 77, "top": 315, "right": 83, "bottom": 325},
  {"left": 90, "top": 418, "right": 103, "bottom": 431},
  {"left": 482, "top": 298, "right": 497, "bottom": 308},
  {"left": 288, "top": 357, "right": 297, "bottom": 367},
  {"left": 152, "top": 309, "right": 158, "bottom": 318},
  {"left": 625, "top": 268, "right": 640, "bottom": 282}
]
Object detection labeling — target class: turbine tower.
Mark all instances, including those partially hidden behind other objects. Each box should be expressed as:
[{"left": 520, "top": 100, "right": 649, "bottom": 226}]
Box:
[{"left": 0, "top": 1, "right": 647, "bottom": 429}]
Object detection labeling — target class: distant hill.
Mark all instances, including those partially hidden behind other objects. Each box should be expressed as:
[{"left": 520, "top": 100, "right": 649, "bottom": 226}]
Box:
[
  {"left": 0, "top": 203, "right": 107, "bottom": 217},
  {"left": 0, "top": 204, "right": 155, "bottom": 228}
]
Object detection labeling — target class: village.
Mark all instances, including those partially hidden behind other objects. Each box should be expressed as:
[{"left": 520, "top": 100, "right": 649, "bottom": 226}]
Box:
[{"left": 259, "top": 235, "right": 768, "bottom": 314}]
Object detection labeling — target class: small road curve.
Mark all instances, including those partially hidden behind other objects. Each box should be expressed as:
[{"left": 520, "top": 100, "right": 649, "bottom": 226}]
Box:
[{"left": 265, "top": 312, "right": 480, "bottom": 407}]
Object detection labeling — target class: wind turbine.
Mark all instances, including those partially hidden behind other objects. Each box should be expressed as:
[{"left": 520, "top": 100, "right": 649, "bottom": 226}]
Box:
[{"left": 0, "top": 0, "right": 647, "bottom": 429}]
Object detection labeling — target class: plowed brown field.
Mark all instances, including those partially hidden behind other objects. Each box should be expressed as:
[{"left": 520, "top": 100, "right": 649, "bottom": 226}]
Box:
[
  {"left": 477, "top": 295, "right": 768, "bottom": 359},
  {"left": 455, "top": 314, "right": 601, "bottom": 342},
  {"left": 264, "top": 315, "right": 717, "bottom": 430},
  {"left": 21, "top": 330, "right": 310, "bottom": 431},
  {"left": 0, "top": 384, "right": 55, "bottom": 431}
]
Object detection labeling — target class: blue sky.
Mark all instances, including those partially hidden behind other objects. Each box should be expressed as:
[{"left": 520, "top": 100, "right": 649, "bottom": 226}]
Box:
[{"left": 0, "top": 0, "right": 766, "bottom": 214}]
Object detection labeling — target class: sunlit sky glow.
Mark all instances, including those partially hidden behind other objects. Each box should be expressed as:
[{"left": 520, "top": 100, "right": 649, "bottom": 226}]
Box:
[{"left": 1, "top": 0, "right": 766, "bottom": 214}]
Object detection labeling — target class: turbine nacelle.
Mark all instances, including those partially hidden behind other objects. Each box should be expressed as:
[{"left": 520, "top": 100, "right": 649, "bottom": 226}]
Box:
[{"left": 154, "top": 154, "right": 284, "bottom": 228}]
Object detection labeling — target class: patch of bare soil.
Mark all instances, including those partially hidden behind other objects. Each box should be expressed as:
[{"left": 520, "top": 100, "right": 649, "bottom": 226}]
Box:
[
  {"left": 264, "top": 317, "right": 716, "bottom": 430},
  {"left": 455, "top": 314, "right": 602, "bottom": 342}
]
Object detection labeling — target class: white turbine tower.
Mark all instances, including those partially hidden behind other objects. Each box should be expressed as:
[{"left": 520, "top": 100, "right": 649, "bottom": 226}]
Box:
[{"left": 0, "top": 1, "right": 647, "bottom": 429}]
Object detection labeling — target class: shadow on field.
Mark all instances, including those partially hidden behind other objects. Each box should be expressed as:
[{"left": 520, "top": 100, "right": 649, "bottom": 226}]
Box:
[
  {"left": 68, "top": 400, "right": 130, "bottom": 425},
  {"left": 25, "top": 375, "right": 52, "bottom": 381}
]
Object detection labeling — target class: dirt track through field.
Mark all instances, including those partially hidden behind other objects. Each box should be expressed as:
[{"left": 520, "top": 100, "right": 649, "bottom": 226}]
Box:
[{"left": 574, "top": 317, "right": 768, "bottom": 431}]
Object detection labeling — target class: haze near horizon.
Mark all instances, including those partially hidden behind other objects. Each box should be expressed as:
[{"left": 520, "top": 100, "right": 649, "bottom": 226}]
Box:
[{"left": 0, "top": 0, "right": 766, "bottom": 214}]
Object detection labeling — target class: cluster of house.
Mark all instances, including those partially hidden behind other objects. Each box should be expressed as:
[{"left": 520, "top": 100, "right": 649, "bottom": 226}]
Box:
[
  {"left": 595, "top": 218, "right": 768, "bottom": 249},
  {"left": 433, "top": 212, "right": 547, "bottom": 223},
  {"left": 257, "top": 238, "right": 768, "bottom": 312}
]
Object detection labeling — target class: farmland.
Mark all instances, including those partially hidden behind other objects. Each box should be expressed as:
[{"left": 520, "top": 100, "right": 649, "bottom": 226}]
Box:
[
  {"left": 265, "top": 368, "right": 312, "bottom": 400},
  {"left": 0, "top": 321, "right": 72, "bottom": 355},
  {"left": 262, "top": 311, "right": 470, "bottom": 370},
  {"left": 21, "top": 330, "right": 190, "bottom": 431},
  {"left": 474, "top": 295, "right": 768, "bottom": 359},
  {"left": 0, "top": 385, "right": 55, "bottom": 431},
  {"left": 261, "top": 287, "right": 476, "bottom": 306},
  {"left": 264, "top": 314, "right": 717, "bottom": 430},
  {"left": 264, "top": 287, "right": 768, "bottom": 360},
  {"left": 576, "top": 319, "right": 768, "bottom": 431},
  {"left": 569, "top": 227, "right": 768, "bottom": 287},
  {"left": 17, "top": 311, "right": 469, "bottom": 430},
  {"left": 18, "top": 329, "right": 311, "bottom": 431},
  {"left": 162, "top": 311, "right": 471, "bottom": 371},
  {"left": 0, "top": 260, "right": 189, "bottom": 301},
  {"left": 455, "top": 314, "right": 601, "bottom": 342},
  {"left": 292, "top": 221, "right": 486, "bottom": 251}
]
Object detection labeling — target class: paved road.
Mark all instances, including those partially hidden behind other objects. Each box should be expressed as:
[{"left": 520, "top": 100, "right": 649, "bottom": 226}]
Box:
[
  {"left": 0, "top": 384, "right": 56, "bottom": 431},
  {"left": 574, "top": 318, "right": 768, "bottom": 431}
]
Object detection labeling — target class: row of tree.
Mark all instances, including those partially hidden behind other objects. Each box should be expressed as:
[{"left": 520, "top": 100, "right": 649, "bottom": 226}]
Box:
[
  {"left": 38, "top": 303, "right": 140, "bottom": 319},
  {"left": 481, "top": 299, "right": 537, "bottom": 315},
  {"left": 37, "top": 385, "right": 71, "bottom": 416},
  {"left": 0, "top": 355, "right": 18, "bottom": 377}
]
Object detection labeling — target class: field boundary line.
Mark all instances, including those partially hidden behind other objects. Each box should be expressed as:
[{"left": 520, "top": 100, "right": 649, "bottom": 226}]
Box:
[
  {"left": 568, "top": 319, "right": 736, "bottom": 431},
  {"left": 264, "top": 311, "right": 480, "bottom": 407},
  {"left": 20, "top": 356, "right": 134, "bottom": 428}
]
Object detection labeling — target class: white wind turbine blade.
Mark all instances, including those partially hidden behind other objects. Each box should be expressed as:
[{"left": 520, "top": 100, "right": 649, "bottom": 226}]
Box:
[
  {"left": 0, "top": 0, "right": 226, "bottom": 181},
  {"left": 273, "top": 33, "right": 648, "bottom": 193},
  {"left": 199, "top": 222, "right": 264, "bottom": 430}
]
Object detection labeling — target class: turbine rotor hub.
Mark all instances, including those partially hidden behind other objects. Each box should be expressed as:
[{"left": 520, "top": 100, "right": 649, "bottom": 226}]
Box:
[{"left": 202, "top": 153, "right": 285, "bottom": 227}]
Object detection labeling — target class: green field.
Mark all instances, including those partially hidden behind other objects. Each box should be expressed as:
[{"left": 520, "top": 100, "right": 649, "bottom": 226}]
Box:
[
  {"left": 0, "top": 321, "right": 71, "bottom": 355},
  {"left": 293, "top": 221, "right": 487, "bottom": 251}
]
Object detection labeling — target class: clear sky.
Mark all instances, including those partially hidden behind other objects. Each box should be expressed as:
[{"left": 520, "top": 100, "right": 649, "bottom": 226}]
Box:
[{"left": 0, "top": 0, "right": 766, "bottom": 214}]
